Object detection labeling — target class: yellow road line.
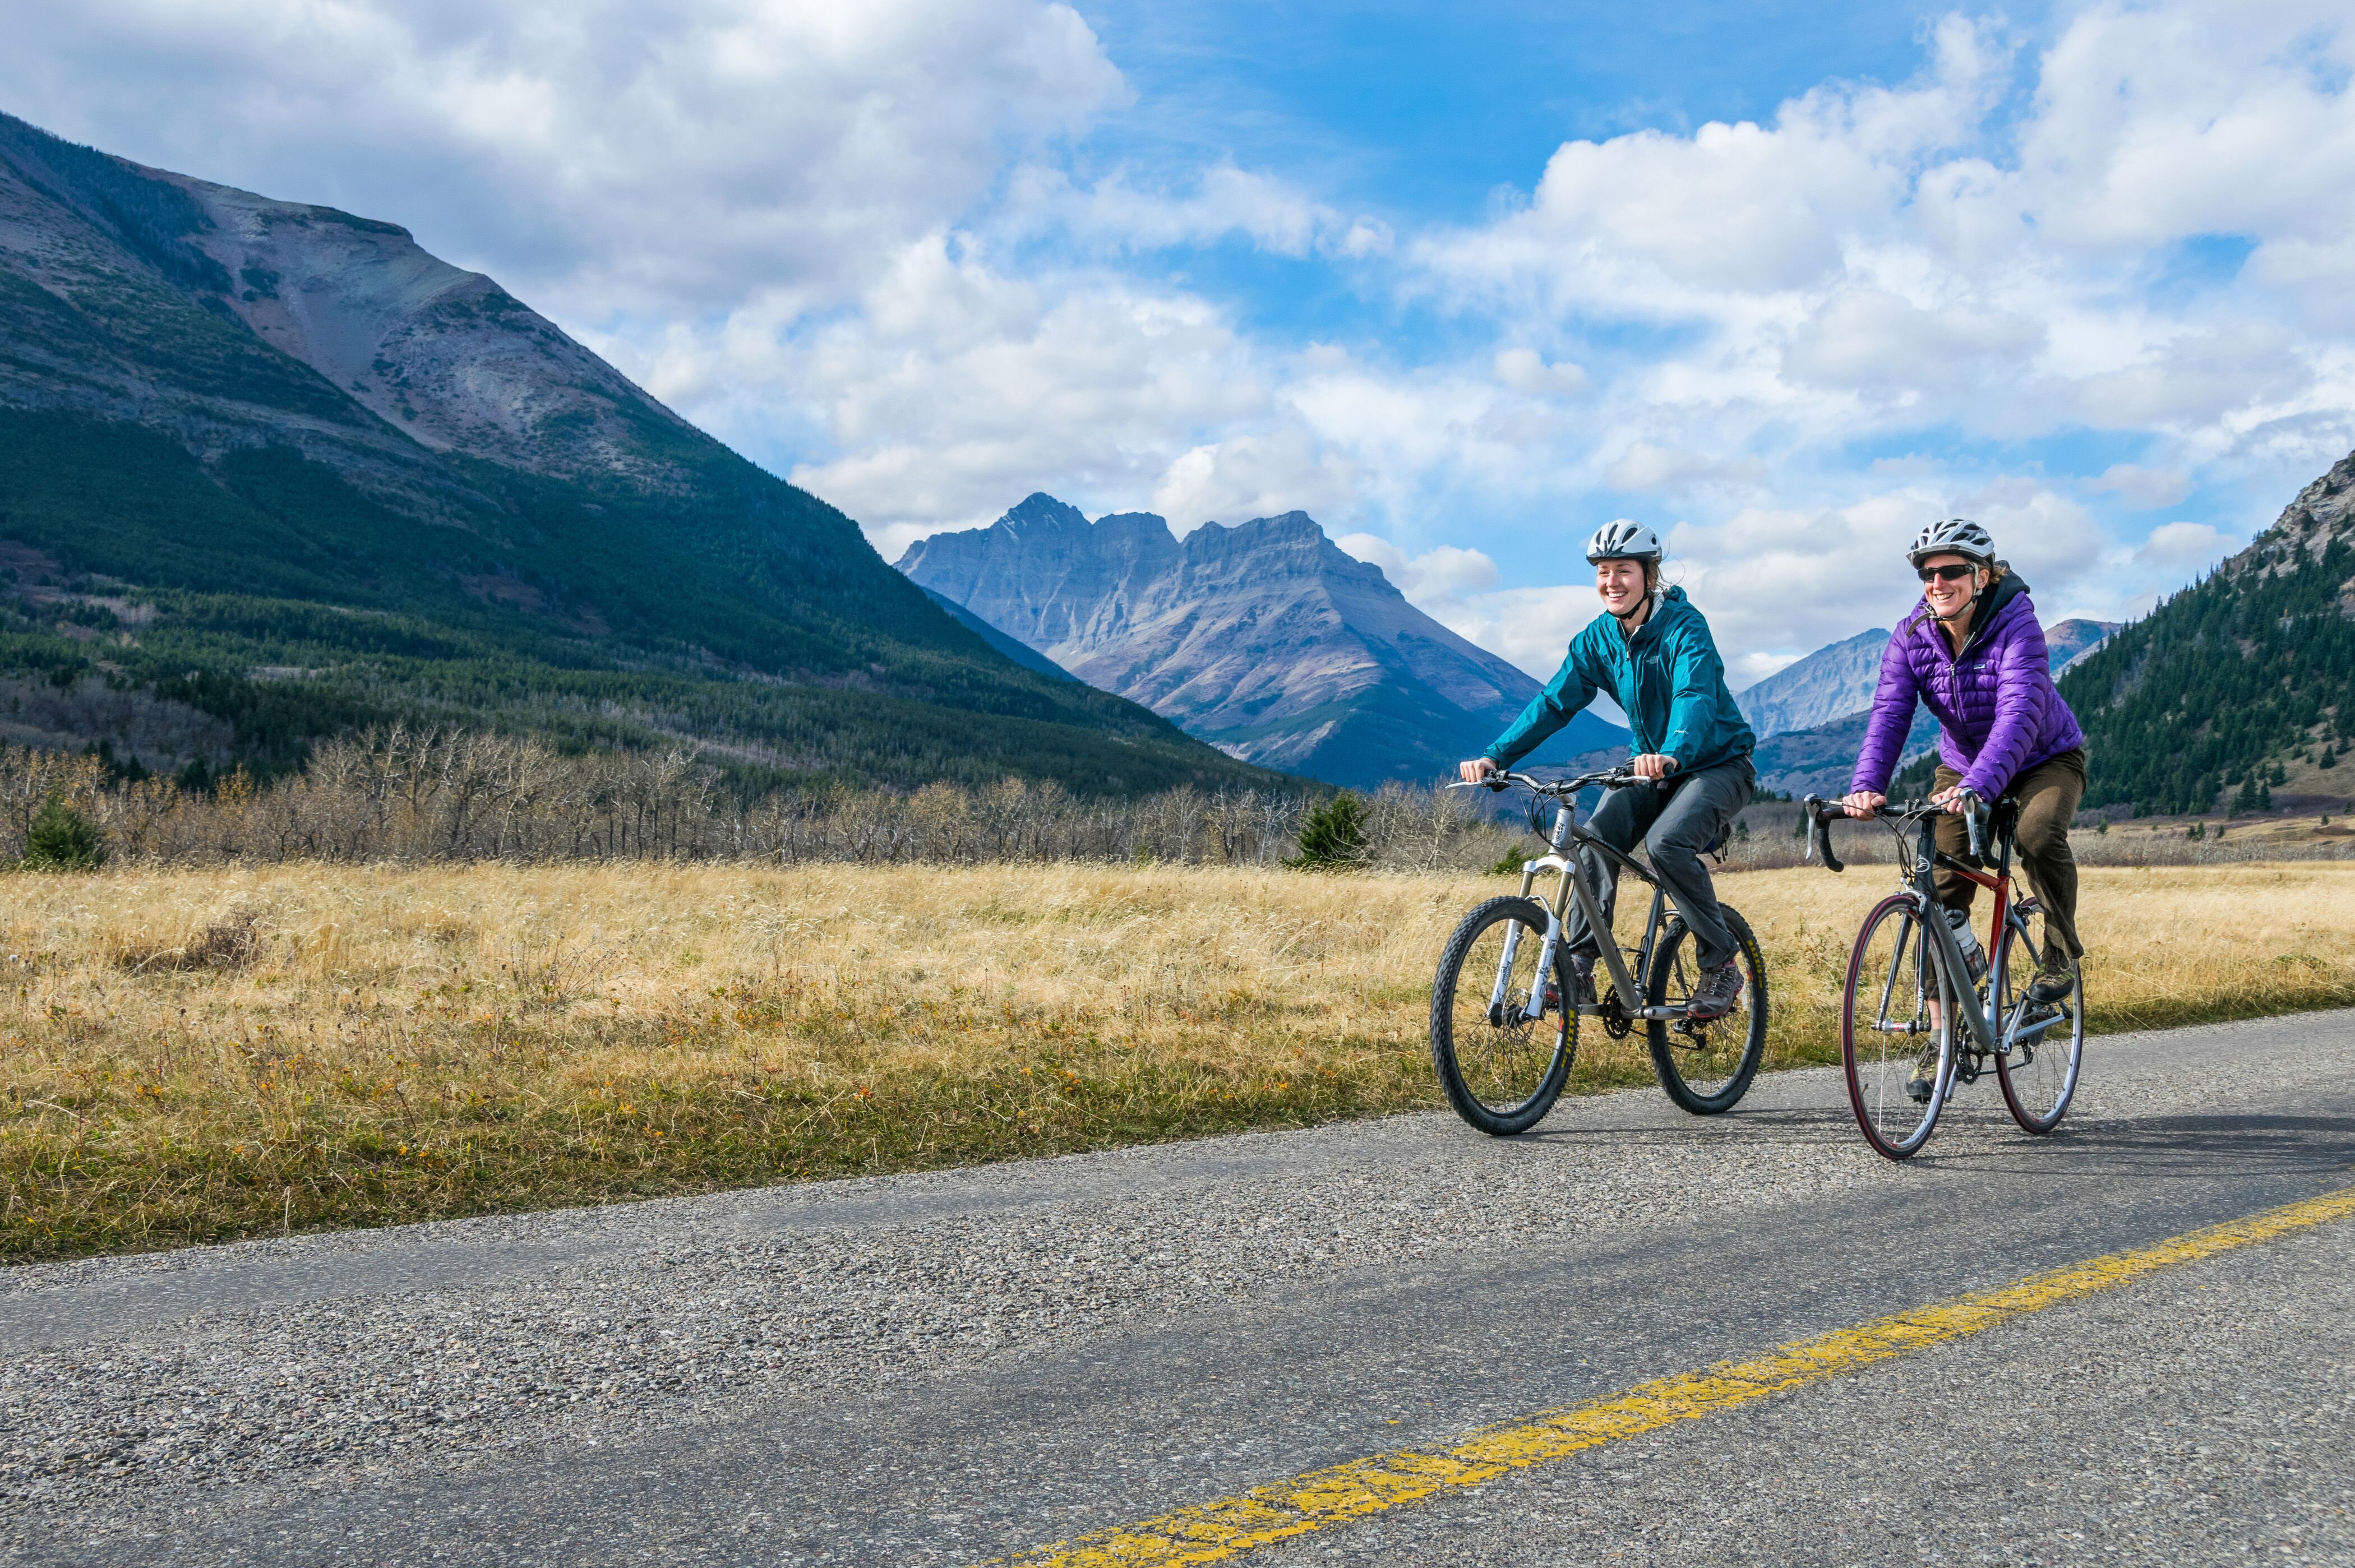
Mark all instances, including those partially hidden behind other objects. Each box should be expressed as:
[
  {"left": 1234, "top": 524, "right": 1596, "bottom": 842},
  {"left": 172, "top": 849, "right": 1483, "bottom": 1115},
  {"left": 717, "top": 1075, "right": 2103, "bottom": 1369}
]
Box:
[{"left": 989, "top": 1182, "right": 2355, "bottom": 1568}]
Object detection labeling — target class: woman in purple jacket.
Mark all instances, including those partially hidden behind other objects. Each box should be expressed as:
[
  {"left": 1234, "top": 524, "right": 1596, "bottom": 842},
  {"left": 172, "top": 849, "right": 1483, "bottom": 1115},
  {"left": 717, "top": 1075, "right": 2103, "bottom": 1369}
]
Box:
[{"left": 1839, "top": 519, "right": 2088, "bottom": 1034}]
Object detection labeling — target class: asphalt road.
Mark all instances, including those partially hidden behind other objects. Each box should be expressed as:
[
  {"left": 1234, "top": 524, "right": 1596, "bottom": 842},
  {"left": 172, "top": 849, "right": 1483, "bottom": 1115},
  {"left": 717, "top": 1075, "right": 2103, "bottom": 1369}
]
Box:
[{"left": 7, "top": 1010, "right": 2354, "bottom": 1566}]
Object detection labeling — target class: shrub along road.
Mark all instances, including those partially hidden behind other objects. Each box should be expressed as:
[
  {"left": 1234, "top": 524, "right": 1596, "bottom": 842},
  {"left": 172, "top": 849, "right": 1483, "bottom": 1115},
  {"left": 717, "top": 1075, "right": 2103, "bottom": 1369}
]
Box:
[{"left": 6, "top": 1010, "right": 2354, "bottom": 1565}]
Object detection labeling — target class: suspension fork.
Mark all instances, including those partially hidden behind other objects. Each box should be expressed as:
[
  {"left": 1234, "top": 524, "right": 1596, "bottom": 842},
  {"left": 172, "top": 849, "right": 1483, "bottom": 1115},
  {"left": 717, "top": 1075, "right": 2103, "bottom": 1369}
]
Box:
[{"left": 1490, "top": 796, "right": 1583, "bottom": 1015}]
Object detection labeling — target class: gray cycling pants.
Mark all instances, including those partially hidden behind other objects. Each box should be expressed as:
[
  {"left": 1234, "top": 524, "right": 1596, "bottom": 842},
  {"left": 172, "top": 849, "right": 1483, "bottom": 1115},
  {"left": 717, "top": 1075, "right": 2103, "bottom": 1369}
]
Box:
[{"left": 1555, "top": 755, "right": 1755, "bottom": 972}]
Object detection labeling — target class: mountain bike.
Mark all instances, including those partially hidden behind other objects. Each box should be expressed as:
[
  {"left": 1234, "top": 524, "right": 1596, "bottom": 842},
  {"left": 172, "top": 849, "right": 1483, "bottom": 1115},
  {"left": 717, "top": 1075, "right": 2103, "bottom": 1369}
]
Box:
[
  {"left": 1801, "top": 792, "right": 2085, "bottom": 1160},
  {"left": 1429, "top": 767, "right": 1768, "bottom": 1135}
]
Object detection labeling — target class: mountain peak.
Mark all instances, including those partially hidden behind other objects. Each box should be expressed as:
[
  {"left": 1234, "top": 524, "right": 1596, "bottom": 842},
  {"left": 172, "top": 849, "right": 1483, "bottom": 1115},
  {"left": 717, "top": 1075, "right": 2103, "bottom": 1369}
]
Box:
[
  {"left": 0, "top": 108, "right": 699, "bottom": 489},
  {"left": 2228, "top": 447, "right": 2355, "bottom": 590},
  {"left": 899, "top": 496, "right": 1626, "bottom": 785},
  {"left": 998, "top": 492, "right": 1093, "bottom": 536},
  {"left": 0, "top": 112, "right": 1275, "bottom": 797}
]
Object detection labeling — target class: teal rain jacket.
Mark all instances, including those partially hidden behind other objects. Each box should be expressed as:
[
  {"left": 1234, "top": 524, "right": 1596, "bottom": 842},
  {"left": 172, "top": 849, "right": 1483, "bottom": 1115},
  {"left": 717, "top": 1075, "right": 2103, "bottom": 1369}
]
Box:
[{"left": 1484, "top": 586, "right": 1756, "bottom": 774}]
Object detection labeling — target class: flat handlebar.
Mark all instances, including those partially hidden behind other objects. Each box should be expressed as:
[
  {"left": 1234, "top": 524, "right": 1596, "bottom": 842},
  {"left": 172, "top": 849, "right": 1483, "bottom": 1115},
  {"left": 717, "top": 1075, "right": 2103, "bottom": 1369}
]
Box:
[{"left": 1444, "top": 766, "right": 1659, "bottom": 797}]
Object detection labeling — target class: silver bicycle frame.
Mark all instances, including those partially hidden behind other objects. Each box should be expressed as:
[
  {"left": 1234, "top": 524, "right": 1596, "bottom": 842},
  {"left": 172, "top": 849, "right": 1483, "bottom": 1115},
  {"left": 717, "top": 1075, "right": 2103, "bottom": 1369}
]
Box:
[{"left": 1489, "top": 789, "right": 1680, "bottom": 1023}]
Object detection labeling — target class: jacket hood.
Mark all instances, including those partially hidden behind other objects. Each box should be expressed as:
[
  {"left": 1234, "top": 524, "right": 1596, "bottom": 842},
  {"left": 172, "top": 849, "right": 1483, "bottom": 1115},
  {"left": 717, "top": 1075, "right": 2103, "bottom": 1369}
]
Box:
[{"left": 1629, "top": 584, "right": 1697, "bottom": 646}]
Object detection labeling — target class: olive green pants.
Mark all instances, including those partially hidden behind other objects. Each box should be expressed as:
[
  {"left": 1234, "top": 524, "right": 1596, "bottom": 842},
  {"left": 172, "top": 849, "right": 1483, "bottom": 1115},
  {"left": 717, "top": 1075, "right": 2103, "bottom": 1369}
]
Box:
[{"left": 1932, "top": 747, "right": 2087, "bottom": 963}]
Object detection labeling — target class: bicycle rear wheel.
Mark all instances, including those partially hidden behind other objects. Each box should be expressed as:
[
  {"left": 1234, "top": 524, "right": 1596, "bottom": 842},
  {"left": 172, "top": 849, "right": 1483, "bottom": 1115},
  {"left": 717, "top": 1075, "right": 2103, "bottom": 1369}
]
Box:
[
  {"left": 1841, "top": 894, "right": 1954, "bottom": 1160},
  {"left": 1645, "top": 905, "right": 1767, "bottom": 1114},
  {"left": 1993, "top": 913, "right": 2084, "bottom": 1134},
  {"left": 1430, "top": 896, "right": 1577, "bottom": 1136}
]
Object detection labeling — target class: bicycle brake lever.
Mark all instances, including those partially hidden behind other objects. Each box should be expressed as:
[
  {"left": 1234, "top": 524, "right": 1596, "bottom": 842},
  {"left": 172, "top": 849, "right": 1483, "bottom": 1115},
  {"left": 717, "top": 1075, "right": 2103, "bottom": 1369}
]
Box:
[{"left": 1802, "top": 797, "right": 1845, "bottom": 873}]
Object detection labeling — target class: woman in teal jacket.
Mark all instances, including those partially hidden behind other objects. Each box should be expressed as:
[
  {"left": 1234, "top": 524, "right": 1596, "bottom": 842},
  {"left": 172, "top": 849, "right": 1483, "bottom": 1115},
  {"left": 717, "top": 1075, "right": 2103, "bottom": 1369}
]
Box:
[{"left": 1458, "top": 521, "right": 1757, "bottom": 1018}]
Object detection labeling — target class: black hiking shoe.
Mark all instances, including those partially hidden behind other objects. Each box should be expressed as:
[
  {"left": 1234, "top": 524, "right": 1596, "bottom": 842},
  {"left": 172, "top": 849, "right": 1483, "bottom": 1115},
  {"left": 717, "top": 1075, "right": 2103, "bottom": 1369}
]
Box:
[{"left": 1685, "top": 960, "right": 1744, "bottom": 1021}]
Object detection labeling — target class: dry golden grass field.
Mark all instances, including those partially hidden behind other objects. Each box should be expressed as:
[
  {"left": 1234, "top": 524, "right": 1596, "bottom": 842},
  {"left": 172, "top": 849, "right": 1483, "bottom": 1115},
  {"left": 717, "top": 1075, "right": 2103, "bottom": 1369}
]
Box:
[{"left": 5, "top": 860, "right": 2354, "bottom": 1261}]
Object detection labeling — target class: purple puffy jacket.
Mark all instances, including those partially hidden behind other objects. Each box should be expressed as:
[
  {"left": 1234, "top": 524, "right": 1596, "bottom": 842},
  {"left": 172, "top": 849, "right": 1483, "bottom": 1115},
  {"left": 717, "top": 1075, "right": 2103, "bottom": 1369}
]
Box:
[{"left": 1850, "top": 572, "right": 2085, "bottom": 801}]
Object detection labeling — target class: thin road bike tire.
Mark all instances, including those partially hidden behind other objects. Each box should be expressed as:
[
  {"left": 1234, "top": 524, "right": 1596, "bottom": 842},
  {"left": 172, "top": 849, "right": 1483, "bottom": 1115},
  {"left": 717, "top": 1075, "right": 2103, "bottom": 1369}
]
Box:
[
  {"left": 1644, "top": 904, "right": 1768, "bottom": 1114},
  {"left": 1841, "top": 894, "right": 1956, "bottom": 1160},
  {"left": 1992, "top": 910, "right": 2085, "bottom": 1134},
  {"left": 1430, "top": 896, "right": 1577, "bottom": 1136}
]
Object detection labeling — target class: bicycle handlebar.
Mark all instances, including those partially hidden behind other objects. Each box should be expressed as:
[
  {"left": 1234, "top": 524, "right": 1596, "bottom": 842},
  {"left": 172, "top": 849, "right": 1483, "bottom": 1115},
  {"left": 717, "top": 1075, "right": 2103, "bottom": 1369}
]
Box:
[
  {"left": 1443, "top": 765, "right": 1663, "bottom": 797},
  {"left": 1800, "top": 791, "right": 1993, "bottom": 873}
]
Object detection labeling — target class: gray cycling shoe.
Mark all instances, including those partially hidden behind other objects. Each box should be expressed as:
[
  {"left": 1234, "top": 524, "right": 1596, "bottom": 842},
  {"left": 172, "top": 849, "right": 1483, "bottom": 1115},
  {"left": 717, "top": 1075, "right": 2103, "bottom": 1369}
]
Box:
[{"left": 1685, "top": 960, "right": 1744, "bottom": 1021}]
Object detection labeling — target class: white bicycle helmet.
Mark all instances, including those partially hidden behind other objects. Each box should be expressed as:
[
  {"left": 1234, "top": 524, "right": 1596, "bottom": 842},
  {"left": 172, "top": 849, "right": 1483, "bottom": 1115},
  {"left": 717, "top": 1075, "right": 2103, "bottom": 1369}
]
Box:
[
  {"left": 1906, "top": 517, "right": 1994, "bottom": 568},
  {"left": 1586, "top": 520, "right": 1663, "bottom": 564}
]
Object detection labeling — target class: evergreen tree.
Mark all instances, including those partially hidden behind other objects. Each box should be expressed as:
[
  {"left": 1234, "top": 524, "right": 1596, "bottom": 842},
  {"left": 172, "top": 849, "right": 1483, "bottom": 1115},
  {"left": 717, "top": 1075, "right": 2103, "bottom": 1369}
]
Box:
[
  {"left": 2058, "top": 527, "right": 2355, "bottom": 815},
  {"left": 1288, "top": 792, "right": 1370, "bottom": 870},
  {"left": 21, "top": 794, "right": 105, "bottom": 871}
]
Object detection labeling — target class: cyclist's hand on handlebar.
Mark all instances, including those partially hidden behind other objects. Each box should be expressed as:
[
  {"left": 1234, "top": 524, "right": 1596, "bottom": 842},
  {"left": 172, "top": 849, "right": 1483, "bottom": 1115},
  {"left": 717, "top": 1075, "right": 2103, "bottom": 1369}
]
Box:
[
  {"left": 1458, "top": 757, "right": 1500, "bottom": 785},
  {"left": 1837, "top": 790, "right": 1885, "bottom": 820},
  {"left": 1931, "top": 784, "right": 1978, "bottom": 816},
  {"left": 1629, "top": 753, "right": 1680, "bottom": 782}
]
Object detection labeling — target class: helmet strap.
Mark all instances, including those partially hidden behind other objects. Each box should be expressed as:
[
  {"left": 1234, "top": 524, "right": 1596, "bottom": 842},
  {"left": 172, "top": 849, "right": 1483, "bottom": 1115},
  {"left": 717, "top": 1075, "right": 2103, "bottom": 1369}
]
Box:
[{"left": 1615, "top": 590, "right": 1656, "bottom": 635}]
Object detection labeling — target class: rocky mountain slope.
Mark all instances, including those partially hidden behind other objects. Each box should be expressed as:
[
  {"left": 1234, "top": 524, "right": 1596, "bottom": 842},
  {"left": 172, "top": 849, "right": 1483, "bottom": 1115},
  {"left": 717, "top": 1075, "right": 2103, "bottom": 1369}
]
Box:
[
  {"left": 898, "top": 494, "right": 1626, "bottom": 788},
  {"left": 1738, "top": 629, "right": 1891, "bottom": 739},
  {"left": 0, "top": 111, "right": 1269, "bottom": 793},
  {"left": 2059, "top": 448, "right": 2355, "bottom": 814}
]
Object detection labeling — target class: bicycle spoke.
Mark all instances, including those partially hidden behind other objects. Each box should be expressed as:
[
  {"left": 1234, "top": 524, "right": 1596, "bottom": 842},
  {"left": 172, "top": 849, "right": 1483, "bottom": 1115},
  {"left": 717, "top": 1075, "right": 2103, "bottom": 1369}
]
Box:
[
  {"left": 1842, "top": 896, "right": 1950, "bottom": 1158},
  {"left": 1994, "top": 915, "right": 2084, "bottom": 1133},
  {"left": 1645, "top": 909, "right": 1767, "bottom": 1115}
]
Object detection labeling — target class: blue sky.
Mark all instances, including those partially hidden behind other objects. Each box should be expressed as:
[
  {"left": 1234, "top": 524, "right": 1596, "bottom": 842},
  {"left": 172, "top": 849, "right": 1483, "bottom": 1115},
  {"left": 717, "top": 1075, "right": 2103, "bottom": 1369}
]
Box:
[{"left": 4, "top": 0, "right": 2353, "bottom": 685}]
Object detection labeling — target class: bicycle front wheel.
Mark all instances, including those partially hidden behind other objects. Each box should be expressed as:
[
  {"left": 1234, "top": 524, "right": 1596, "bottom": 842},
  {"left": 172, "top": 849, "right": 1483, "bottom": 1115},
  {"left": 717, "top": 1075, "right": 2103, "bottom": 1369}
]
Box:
[
  {"left": 1430, "top": 896, "right": 1577, "bottom": 1136},
  {"left": 1841, "top": 895, "right": 1954, "bottom": 1160},
  {"left": 1645, "top": 905, "right": 1767, "bottom": 1114},
  {"left": 1993, "top": 914, "right": 2084, "bottom": 1134}
]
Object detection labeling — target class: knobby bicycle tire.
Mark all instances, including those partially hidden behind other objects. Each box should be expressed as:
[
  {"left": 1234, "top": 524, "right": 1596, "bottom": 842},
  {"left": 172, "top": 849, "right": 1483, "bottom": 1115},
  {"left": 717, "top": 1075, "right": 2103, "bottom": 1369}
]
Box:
[
  {"left": 1644, "top": 905, "right": 1768, "bottom": 1114},
  {"left": 1430, "top": 896, "right": 1577, "bottom": 1136}
]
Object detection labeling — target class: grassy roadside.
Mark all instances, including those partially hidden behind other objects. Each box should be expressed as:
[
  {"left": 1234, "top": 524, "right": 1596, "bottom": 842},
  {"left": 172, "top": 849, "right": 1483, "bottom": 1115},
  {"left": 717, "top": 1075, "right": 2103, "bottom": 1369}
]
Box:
[{"left": 5, "top": 861, "right": 2353, "bottom": 1261}]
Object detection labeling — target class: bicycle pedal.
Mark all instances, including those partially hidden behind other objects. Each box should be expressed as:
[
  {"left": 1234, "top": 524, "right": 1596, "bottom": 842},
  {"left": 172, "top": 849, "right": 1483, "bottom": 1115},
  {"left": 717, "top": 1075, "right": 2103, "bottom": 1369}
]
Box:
[{"left": 2014, "top": 897, "right": 2043, "bottom": 917}]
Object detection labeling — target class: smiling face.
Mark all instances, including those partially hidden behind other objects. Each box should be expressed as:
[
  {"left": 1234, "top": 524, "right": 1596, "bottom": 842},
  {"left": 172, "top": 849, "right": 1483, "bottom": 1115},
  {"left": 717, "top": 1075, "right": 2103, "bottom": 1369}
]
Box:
[
  {"left": 1595, "top": 557, "right": 1649, "bottom": 616},
  {"left": 1919, "top": 551, "right": 1987, "bottom": 619}
]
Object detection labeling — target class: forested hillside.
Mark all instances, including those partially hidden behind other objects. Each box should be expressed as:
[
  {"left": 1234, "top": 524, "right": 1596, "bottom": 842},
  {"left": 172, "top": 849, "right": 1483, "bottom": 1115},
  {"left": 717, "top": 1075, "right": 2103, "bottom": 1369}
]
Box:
[
  {"left": 2056, "top": 448, "right": 2355, "bottom": 814},
  {"left": 0, "top": 112, "right": 1274, "bottom": 795}
]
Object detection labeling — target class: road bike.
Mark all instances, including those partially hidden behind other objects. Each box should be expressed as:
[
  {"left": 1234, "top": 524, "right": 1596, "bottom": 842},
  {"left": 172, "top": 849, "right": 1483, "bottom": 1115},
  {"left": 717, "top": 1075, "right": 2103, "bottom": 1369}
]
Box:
[
  {"left": 1429, "top": 767, "right": 1768, "bottom": 1135},
  {"left": 1801, "top": 792, "right": 2086, "bottom": 1160}
]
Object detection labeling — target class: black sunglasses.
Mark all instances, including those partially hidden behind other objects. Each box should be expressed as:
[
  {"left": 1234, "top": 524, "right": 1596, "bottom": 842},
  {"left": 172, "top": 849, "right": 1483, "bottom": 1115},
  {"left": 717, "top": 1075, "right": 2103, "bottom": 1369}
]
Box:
[{"left": 1917, "top": 563, "right": 1978, "bottom": 583}]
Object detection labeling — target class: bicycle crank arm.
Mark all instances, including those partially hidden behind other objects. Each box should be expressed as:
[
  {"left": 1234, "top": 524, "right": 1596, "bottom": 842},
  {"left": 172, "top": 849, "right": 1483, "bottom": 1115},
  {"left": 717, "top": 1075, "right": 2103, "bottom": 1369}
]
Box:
[{"left": 2002, "top": 1009, "right": 2069, "bottom": 1049}]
